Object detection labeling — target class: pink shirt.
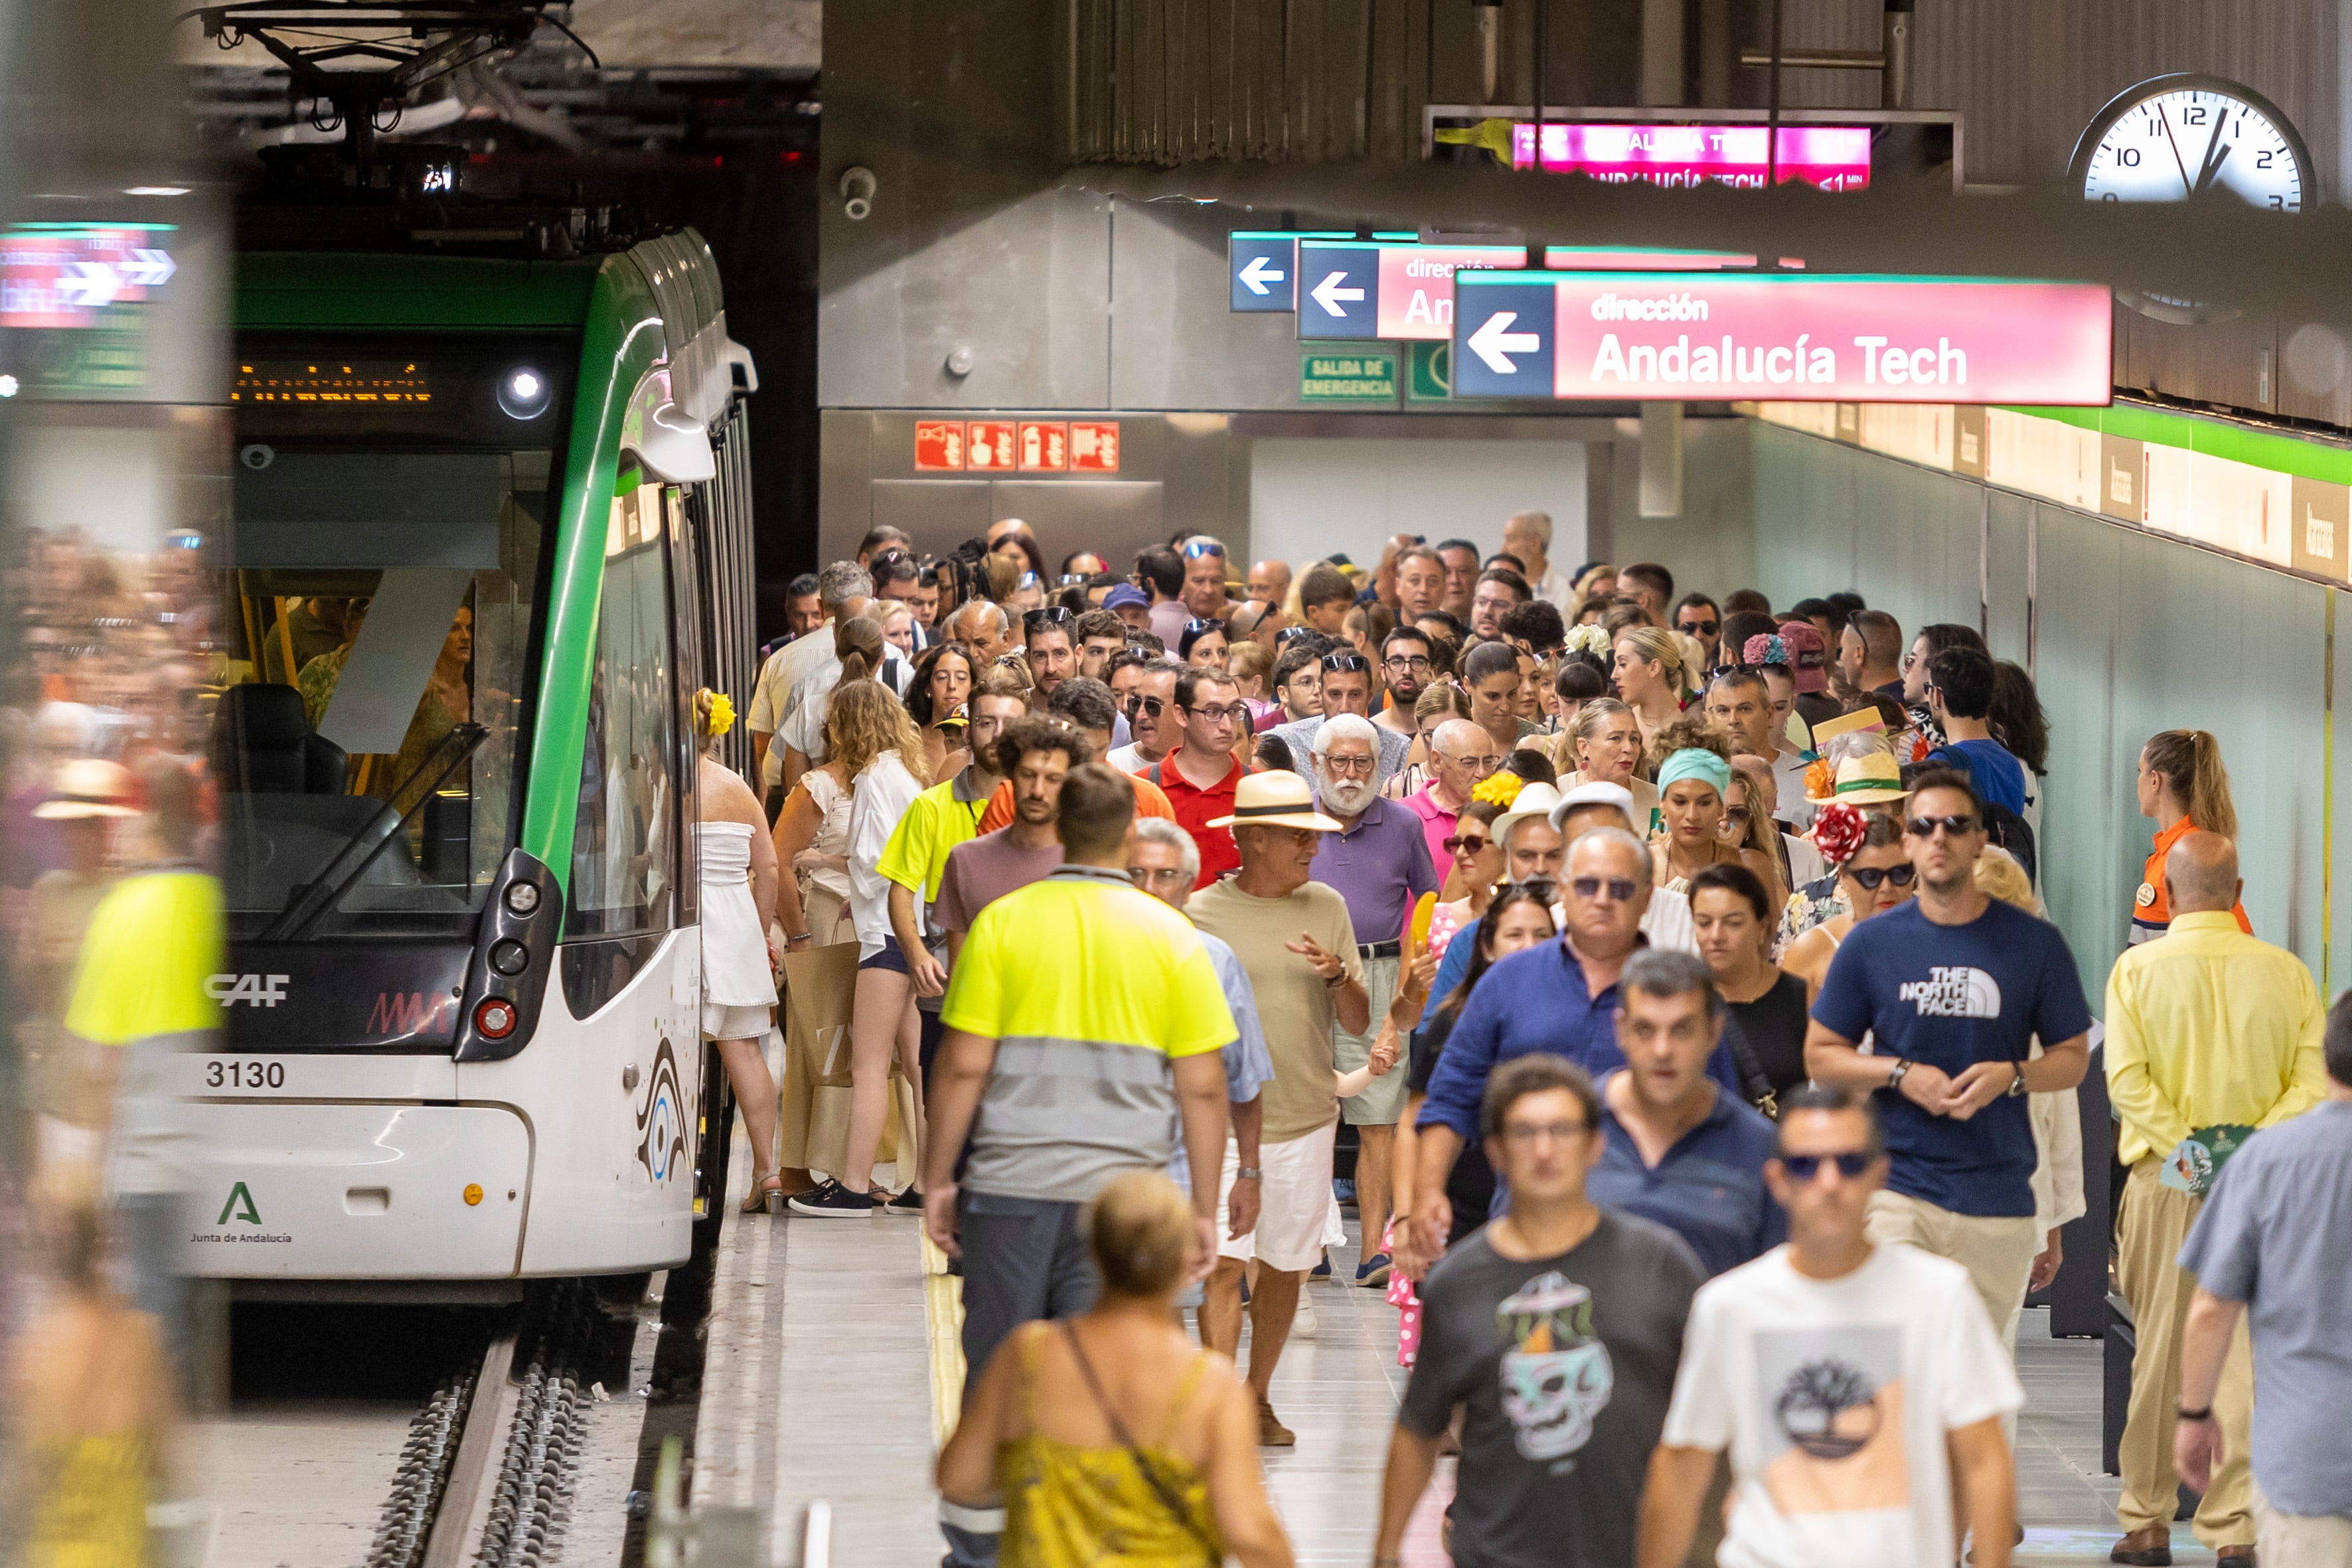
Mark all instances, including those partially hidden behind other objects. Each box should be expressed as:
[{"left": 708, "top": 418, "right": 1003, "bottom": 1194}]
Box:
[{"left": 1401, "top": 783, "right": 1460, "bottom": 880}]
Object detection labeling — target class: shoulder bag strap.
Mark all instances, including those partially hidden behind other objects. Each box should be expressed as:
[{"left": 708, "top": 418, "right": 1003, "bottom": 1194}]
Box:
[
  {"left": 1720, "top": 1016, "right": 1778, "bottom": 1119},
  {"left": 1057, "top": 1322, "right": 1214, "bottom": 1547}
]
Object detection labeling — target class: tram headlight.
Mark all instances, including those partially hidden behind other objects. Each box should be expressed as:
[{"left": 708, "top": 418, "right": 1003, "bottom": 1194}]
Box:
[
  {"left": 505, "top": 880, "right": 541, "bottom": 915},
  {"left": 489, "top": 939, "right": 530, "bottom": 977},
  {"left": 497, "top": 365, "right": 552, "bottom": 420}
]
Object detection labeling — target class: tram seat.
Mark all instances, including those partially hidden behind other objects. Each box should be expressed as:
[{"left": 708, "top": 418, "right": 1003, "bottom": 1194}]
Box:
[{"left": 213, "top": 682, "right": 349, "bottom": 795}]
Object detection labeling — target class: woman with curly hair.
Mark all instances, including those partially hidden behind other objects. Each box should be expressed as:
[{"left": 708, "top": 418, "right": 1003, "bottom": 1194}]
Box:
[
  {"left": 1778, "top": 807, "right": 1915, "bottom": 998},
  {"left": 1645, "top": 716, "right": 1778, "bottom": 895},
  {"left": 789, "top": 679, "right": 935, "bottom": 1217}
]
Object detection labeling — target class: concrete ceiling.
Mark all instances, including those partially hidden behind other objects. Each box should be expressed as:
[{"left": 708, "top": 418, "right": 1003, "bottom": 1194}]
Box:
[{"left": 176, "top": 0, "right": 820, "bottom": 74}]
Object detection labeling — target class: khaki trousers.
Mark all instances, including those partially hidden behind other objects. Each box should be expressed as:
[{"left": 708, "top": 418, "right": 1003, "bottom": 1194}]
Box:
[
  {"left": 2256, "top": 1483, "right": 2352, "bottom": 1567},
  {"left": 2116, "top": 1158, "right": 2256, "bottom": 1545},
  {"left": 1865, "top": 1188, "right": 2039, "bottom": 1346}
]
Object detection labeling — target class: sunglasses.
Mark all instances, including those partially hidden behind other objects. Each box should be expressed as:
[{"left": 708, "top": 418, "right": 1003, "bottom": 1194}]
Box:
[
  {"left": 1184, "top": 619, "right": 1224, "bottom": 636},
  {"left": 1319, "top": 651, "right": 1370, "bottom": 674},
  {"left": 1181, "top": 539, "right": 1227, "bottom": 559},
  {"left": 1778, "top": 1150, "right": 1875, "bottom": 1182},
  {"left": 1278, "top": 625, "right": 1317, "bottom": 645},
  {"left": 1905, "top": 813, "right": 1980, "bottom": 838},
  {"left": 1846, "top": 862, "right": 1918, "bottom": 891},
  {"left": 1571, "top": 875, "right": 1640, "bottom": 903},
  {"left": 1678, "top": 618, "right": 1719, "bottom": 637},
  {"left": 1442, "top": 834, "right": 1491, "bottom": 854},
  {"left": 1024, "top": 606, "right": 1074, "bottom": 630},
  {"left": 1124, "top": 694, "right": 1166, "bottom": 718},
  {"left": 1725, "top": 805, "right": 1751, "bottom": 828}
]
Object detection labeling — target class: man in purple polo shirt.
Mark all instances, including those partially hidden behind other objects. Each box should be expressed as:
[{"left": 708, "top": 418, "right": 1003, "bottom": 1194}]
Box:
[
  {"left": 1399, "top": 717, "right": 1500, "bottom": 876},
  {"left": 1309, "top": 713, "right": 1441, "bottom": 1287}
]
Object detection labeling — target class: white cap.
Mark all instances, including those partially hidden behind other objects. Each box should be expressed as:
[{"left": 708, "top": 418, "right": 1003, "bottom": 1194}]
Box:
[{"left": 1549, "top": 780, "right": 1635, "bottom": 830}]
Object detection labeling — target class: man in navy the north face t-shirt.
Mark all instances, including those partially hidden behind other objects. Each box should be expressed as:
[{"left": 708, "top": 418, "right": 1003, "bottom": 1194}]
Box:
[{"left": 1803, "top": 768, "right": 2092, "bottom": 1343}]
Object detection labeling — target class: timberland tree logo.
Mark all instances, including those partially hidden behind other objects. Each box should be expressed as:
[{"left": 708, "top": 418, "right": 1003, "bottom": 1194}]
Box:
[{"left": 1896, "top": 967, "right": 2001, "bottom": 1018}]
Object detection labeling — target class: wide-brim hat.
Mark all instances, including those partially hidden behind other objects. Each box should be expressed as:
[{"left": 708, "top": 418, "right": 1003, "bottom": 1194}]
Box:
[
  {"left": 1210, "top": 769, "right": 1344, "bottom": 831},
  {"left": 33, "top": 757, "right": 137, "bottom": 819},
  {"left": 1493, "top": 781, "right": 1567, "bottom": 844},
  {"left": 1808, "top": 751, "right": 1907, "bottom": 805}
]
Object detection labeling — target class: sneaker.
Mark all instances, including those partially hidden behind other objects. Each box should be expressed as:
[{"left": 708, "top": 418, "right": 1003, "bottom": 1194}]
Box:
[
  {"left": 787, "top": 1179, "right": 875, "bottom": 1217},
  {"left": 882, "top": 1187, "right": 923, "bottom": 1214},
  {"left": 1354, "top": 1253, "right": 1391, "bottom": 1289},
  {"left": 1293, "top": 1294, "right": 1317, "bottom": 1339},
  {"left": 1256, "top": 1399, "right": 1296, "bottom": 1447}
]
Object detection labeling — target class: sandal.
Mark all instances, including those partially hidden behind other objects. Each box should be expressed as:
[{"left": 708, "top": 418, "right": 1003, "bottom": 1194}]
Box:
[{"left": 742, "top": 1174, "right": 784, "bottom": 1214}]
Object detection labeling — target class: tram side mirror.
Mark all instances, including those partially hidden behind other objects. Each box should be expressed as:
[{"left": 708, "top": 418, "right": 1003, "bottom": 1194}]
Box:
[
  {"left": 839, "top": 165, "right": 876, "bottom": 221},
  {"left": 627, "top": 401, "right": 717, "bottom": 485}
]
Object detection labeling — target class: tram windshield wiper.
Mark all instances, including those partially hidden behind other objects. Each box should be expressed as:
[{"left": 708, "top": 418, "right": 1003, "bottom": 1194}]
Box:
[{"left": 258, "top": 722, "right": 491, "bottom": 941}]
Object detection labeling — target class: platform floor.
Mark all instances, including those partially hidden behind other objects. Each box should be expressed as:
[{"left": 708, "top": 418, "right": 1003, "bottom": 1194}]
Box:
[{"left": 694, "top": 1110, "right": 2221, "bottom": 1567}]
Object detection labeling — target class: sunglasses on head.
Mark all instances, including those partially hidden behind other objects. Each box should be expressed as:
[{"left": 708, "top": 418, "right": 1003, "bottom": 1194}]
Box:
[
  {"left": 1905, "top": 813, "right": 1979, "bottom": 838},
  {"left": 1184, "top": 619, "right": 1224, "bottom": 636},
  {"left": 1778, "top": 1150, "right": 1875, "bottom": 1182},
  {"left": 1181, "top": 540, "right": 1227, "bottom": 559},
  {"left": 1024, "top": 606, "right": 1074, "bottom": 630},
  {"left": 1319, "top": 651, "right": 1370, "bottom": 674},
  {"left": 1278, "top": 625, "right": 1316, "bottom": 645},
  {"left": 1845, "top": 862, "right": 1917, "bottom": 891},
  {"left": 1571, "top": 874, "right": 1640, "bottom": 903}
]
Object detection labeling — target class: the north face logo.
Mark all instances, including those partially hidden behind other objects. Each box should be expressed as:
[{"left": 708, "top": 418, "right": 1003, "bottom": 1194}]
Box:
[{"left": 1897, "top": 967, "right": 2002, "bottom": 1018}]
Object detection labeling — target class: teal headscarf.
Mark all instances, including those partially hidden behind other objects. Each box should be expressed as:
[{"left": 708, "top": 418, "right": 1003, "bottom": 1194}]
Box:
[{"left": 1655, "top": 747, "right": 1732, "bottom": 799}]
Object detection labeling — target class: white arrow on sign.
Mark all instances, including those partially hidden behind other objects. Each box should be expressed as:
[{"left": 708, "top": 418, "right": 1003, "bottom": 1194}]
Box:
[
  {"left": 1308, "top": 270, "right": 1365, "bottom": 316},
  {"left": 57, "top": 262, "right": 121, "bottom": 309},
  {"left": 1466, "top": 310, "right": 1541, "bottom": 374},
  {"left": 122, "top": 248, "right": 176, "bottom": 288},
  {"left": 1239, "top": 254, "right": 1285, "bottom": 295}
]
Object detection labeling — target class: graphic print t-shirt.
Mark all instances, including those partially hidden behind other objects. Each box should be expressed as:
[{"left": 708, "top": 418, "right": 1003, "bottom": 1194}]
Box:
[
  {"left": 1810, "top": 898, "right": 2091, "bottom": 1217},
  {"left": 1399, "top": 1215, "right": 1705, "bottom": 1568},
  {"left": 1660, "top": 1243, "right": 2023, "bottom": 1568}
]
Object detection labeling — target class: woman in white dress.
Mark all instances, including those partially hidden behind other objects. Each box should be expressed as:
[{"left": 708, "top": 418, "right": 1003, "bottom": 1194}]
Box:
[
  {"left": 693, "top": 690, "right": 785, "bottom": 1212},
  {"left": 787, "top": 679, "right": 933, "bottom": 1217}
]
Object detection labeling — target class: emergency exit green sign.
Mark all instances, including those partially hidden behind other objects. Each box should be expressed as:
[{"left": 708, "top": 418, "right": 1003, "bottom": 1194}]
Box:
[{"left": 1300, "top": 346, "right": 1399, "bottom": 405}]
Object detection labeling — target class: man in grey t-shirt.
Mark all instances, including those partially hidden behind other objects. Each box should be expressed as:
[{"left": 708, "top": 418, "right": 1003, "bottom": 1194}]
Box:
[
  {"left": 1375, "top": 1054, "right": 1703, "bottom": 1568},
  {"left": 2175, "top": 1000, "right": 2352, "bottom": 1563}
]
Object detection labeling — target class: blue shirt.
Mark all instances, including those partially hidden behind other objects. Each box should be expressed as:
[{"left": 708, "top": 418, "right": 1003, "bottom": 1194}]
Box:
[
  {"left": 1811, "top": 898, "right": 2092, "bottom": 1217},
  {"left": 1168, "top": 930, "right": 1277, "bottom": 1197},
  {"left": 2177, "top": 1100, "right": 2352, "bottom": 1518},
  {"left": 1589, "top": 1080, "right": 1785, "bottom": 1277},
  {"left": 1417, "top": 938, "right": 1744, "bottom": 1142},
  {"left": 1928, "top": 738, "right": 2027, "bottom": 816}
]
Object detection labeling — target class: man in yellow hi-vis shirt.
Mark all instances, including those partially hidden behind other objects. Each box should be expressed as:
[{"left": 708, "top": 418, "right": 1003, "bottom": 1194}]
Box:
[{"left": 62, "top": 758, "right": 221, "bottom": 1373}]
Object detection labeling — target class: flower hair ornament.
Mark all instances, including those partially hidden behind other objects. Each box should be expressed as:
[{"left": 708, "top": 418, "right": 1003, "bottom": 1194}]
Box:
[
  {"left": 1741, "top": 633, "right": 1790, "bottom": 668},
  {"left": 1809, "top": 801, "right": 1867, "bottom": 865},
  {"left": 1561, "top": 623, "right": 1612, "bottom": 661},
  {"left": 698, "top": 688, "right": 736, "bottom": 738},
  {"left": 1472, "top": 770, "right": 1526, "bottom": 808}
]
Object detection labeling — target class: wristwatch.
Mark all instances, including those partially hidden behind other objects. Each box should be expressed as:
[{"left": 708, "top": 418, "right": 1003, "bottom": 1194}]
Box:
[
  {"left": 1235, "top": 1168, "right": 1263, "bottom": 1181},
  {"left": 1886, "top": 1058, "right": 1913, "bottom": 1090},
  {"left": 2006, "top": 1061, "right": 2029, "bottom": 1097}
]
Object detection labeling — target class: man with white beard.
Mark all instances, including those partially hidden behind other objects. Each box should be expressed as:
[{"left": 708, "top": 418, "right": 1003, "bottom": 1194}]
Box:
[{"left": 1308, "top": 714, "right": 1441, "bottom": 1288}]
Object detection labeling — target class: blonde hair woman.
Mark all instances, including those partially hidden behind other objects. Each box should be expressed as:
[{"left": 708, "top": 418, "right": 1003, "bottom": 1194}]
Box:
[
  {"left": 1610, "top": 625, "right": 1686, "bottom": 750},
  {"left": 1721, "top": 753, "right": 1792, "bottom": 914},
  {"left": 2132, "top": 728, "right": 2248, "bottom": 943},
  {"left": 937, "top": 1171, "right": 1295, "bottom": 1568},
  {"left": 693, "top": 689, "right": 786, "bottom": 1210},
  {"left": 1560, "top": 697, "right": 1659, "bottom": 830},
  {"left": 788, "top": 680, "right": 935, "bottom": 1217}
]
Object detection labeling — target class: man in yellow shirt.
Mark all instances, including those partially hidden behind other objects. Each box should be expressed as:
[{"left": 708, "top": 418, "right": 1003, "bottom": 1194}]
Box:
[{"left": 2104, "top": 831, "right": 2326, "bottom": 1568}]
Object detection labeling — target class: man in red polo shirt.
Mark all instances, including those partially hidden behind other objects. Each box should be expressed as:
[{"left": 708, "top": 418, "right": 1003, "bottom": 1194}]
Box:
[{"left": 1150, "top": 666, "right": 1248, "bottom": 888}]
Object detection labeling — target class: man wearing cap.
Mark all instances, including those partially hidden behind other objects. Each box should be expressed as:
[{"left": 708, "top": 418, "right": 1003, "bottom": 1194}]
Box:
[
  {"left": 1268, "top": 649, "right": 1413, "bottom": 789},
  {"left": 1306, "top": 714, "right": 1441, "bottom": 1287},
  {"left": 1103, "top": 582, "right": 1153, "bottom": 635},
  {"left": 1192, "top": 772, "right": 1370, "bottom": 1447}
]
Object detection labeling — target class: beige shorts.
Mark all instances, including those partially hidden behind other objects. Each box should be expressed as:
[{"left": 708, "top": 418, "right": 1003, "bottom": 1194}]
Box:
[{"left": 1217, "top": 1122, "right": 1337, "bottom": 1273}]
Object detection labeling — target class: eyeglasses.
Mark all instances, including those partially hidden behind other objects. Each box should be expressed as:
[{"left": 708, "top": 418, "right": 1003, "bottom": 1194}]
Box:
[
  {"left": 1124, "top": 694, "right": 1166, "bottom": 718},
  {"left": 1778, "top": 1150, "right": 1875, "bottom": 1182},
  {"left": 1383, "top": 654, "right": 1433, "bottom": 672},
  {"left": 1501, "top": 1119, "right": 1590, "bottom": 1146},
  {"left": 1181, "top": 540, "right": 1227, "bottom": 559},
  {"left": 1905, "top": 814, "right": 1979, "bottom": 839},
  {"left": 1185, "top": 702, "right": 1249, "bottom": 724},
  {"left": 1319, "top": 651, "right": 1370, "bottom": 674},
  {"left": 1678, "top": 618, "right": 1719, "bottom": 637},
  {"left": 1442, "top": 834, "right": 1491, "bottom": 854},
  {"left": 1320, "top": 753, "right": 1375, "bottom": 777},
  {"left": 1846, "top": 863, "right": 1918, "bottom": 891},
  {"left": 1570, "top": 875, "right": 1640, "bottom": 903},
  {"left": 1439, "top": 750, "right": 1506, "bottom": 772},
  {"left": 1024, "top": 606, "right": 1074, "bottom": 630},
  {"left": 1127, "top": 866, "right": 1191, "bottom": 888}
]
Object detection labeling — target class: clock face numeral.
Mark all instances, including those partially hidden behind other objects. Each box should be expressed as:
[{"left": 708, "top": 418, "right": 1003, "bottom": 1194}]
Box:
[{"left": 2080, "top": 88, "right": 2304, "bottom": 212}]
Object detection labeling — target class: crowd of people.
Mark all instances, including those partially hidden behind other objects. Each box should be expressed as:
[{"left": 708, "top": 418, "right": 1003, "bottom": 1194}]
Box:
[{"left": 701, "top": 511, "right": 2351, "bottom": 1568}]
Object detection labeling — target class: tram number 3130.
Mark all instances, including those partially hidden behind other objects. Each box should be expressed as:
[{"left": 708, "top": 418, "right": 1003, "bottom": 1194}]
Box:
[{"left": 204, "top": 1059, "right": 288, "bottom": 1089}]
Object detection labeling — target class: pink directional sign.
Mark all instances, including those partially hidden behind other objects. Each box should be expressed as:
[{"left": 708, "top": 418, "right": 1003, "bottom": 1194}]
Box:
[
  {"left": 1511, "top": 122, "right": 1873, "bottom": 191},
  {"left": 1375, "top": 244, "right": 1526, "bottom": 340},
  {"left": 1549, "top": 275, "right": 2112, "bottom": 404}
]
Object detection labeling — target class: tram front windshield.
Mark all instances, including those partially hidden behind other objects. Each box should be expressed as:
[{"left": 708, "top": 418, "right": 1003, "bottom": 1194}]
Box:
[{"left": 217, "top": 341, "right": 568, "bottom": 940}]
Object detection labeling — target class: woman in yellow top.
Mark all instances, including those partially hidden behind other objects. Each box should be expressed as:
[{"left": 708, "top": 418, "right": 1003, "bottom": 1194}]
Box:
[
  {"left": 2131, "top": 729, "right": 2250, "bottom": 945},
  {"left": 937, "top": 1171, "right": 1294, "bottom": 1568}
]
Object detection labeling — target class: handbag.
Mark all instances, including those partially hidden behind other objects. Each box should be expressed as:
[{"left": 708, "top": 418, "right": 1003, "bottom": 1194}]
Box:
[{"left": 777, "top": 939, "right": 900, "bottom": 1174}]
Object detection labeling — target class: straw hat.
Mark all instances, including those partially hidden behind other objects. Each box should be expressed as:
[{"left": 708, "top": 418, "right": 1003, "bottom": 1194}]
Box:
[
  {"left": 34, "top": 758, "right": 137, "bottom": 819},
  {"left": 1210, "top": 769, "right": 1344, "bottom": 832},
  {"left": 1492, "top": 781, "right": 1567, "bottom": 844},
  {"left": 1807, "top": 751, "right": 1908, "bottom": 805}
]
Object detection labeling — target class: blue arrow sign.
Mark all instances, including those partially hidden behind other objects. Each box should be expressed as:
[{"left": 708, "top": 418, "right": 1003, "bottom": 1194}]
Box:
[
  {"left": 1451, "top": 276, "right": 1555, "bottom": 398},
  {"left": 1296, "top": 241, "right": 1380, "bottom": 339},
  {"left": 1229, "top": 233, "right": 1302, "bottom": 311}
]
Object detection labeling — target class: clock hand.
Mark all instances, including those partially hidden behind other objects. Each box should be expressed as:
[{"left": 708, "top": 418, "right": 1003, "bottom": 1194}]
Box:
[
  {"left": 2191, "top": 111, "right": 2229, "bottom": 195},
  {"left": 2156, "top": 108, "right": 2195, "bottom": 197}
]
